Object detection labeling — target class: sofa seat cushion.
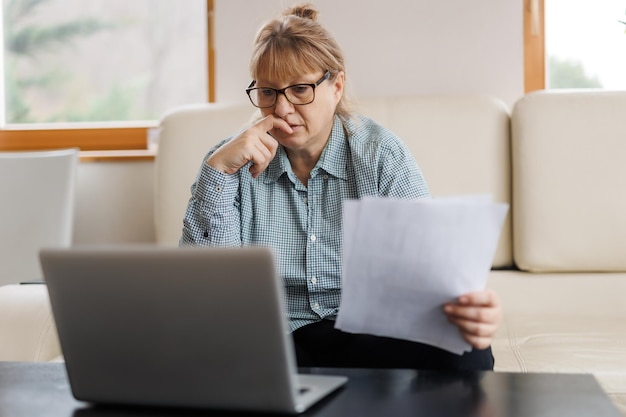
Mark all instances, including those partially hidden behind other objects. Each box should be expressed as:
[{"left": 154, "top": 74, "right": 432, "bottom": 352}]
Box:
[
  {"left": 0, "top": 284, "right": 61, "bottom": 362},
  {"left": 488, "top": 271, "right": 626, "bottom": 415},
  {"left": 493, "top": 315, "right": 626, "bottom": 388}
]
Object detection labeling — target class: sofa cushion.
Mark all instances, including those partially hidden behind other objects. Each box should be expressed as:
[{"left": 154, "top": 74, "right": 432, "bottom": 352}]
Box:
[
  {"left": 355, "top": 95, "right": 512, "bottom": 267},
  {"left": 488, "top": 270, "right": 626, "bottom": 415},
  {"left": 155, "top": 103, "right": 258, "bottom": 245},
  {"left": 512, "top": 90, "right": 626, "bottom": 272},
  {"left": 0, "top": 284, "right": 61, "bottom": 362}
]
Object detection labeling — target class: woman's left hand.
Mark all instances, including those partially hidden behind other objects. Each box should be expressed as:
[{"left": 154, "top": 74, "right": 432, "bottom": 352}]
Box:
[{"left": 443, "top": 289, "right": 502, "bottom": 350}]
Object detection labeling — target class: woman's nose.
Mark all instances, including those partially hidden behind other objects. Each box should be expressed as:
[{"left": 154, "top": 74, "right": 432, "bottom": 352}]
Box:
[{"left": 274, "top": 93, "right": 294, "bottom": 118}]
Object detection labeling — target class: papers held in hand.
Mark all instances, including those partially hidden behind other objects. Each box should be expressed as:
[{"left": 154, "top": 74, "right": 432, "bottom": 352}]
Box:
[{"left": 336, "top": 195, "right": 509, "bottom": 355}]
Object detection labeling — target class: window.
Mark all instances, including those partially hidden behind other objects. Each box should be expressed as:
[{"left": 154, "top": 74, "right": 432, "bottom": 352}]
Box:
[
  {"left": 525, "top": 0, "right": 626, "bottom": 92},
  {"left": 0, "top": 0, "right": 214, "bottom": 153}
]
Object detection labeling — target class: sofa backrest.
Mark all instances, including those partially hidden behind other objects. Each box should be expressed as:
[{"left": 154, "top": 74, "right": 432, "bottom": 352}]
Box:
[
  {"left": 155, "top": 103, "right": 256, "bottom": 246},
  {"left": 353, "top": 96, "right": 511, "bottom": 267},
  {"left": 155, "top": 95, "right": 512, "bottom": 268},
  {"left": 512, "top": 90, "right": 626, "bottom": 272}
]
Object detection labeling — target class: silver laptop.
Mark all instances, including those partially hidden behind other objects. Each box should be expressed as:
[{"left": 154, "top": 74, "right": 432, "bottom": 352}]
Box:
[{"left": 40, "top": 245, "right": 347, "bottom": 413}]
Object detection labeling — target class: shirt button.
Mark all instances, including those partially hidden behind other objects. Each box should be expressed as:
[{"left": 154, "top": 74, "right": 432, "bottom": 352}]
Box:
[
  {"left": 214, "top": 186, "right": 222, "bottom": 192},
  {"left": 323, "top": 174, "right": 329, "bottom": 180},
  {"left": 313, "top": 303, "right": 320, "bottom": 310},
  {"left": 302, "top": 196, "right": 308, "bottom": 203},
  {"left": 311, "top": 277, "right": 317, "bottom": 284},
  {"left": 310, "top": 235, "right": 316, "bottom": 242}
]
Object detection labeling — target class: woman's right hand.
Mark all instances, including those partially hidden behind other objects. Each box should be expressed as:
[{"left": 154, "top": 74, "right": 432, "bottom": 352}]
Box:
[{"left": 206, "top": 115, "right": 293, "bottom": 178}]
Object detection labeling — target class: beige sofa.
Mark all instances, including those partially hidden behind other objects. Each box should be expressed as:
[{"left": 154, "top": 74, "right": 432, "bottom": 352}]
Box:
[{"left": 2, "top": 90, "right": 625, "bottom": 414}]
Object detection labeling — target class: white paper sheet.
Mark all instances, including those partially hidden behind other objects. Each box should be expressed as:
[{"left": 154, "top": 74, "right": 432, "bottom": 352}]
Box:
[{"left": 335, "top": 195, "right": 509, "bottom": 355}]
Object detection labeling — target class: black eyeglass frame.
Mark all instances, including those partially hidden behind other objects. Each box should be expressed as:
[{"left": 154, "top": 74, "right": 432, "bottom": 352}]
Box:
[{"left": 245, "top": 70, "right": 331, "bottom": 108}]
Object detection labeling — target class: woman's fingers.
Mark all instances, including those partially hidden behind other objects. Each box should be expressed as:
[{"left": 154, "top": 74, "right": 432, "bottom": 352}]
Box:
[
  {"left": 207, "top": 115, "right": 292, "bottom": 176},
  {"left": 443, "top": 289, "right": 503, "bottom": 349}
]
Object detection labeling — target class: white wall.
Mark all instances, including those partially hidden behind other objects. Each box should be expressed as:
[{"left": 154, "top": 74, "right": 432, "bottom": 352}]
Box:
[
  {"left": 74, "top": 0, "right": 524, "bottom": 244},
  {"left": 215, "top": 0, "right": 524, "bottom": 108}
]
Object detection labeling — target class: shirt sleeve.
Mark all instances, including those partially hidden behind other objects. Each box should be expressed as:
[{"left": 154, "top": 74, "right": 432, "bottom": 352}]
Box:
[{"left": 179, "top": 158, "right": 242, "bottom": 247}]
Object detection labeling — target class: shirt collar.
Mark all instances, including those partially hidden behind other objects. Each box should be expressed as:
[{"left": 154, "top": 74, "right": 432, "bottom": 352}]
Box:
[
  {"left": 263, "top": 116, "right": 349, "bottom": 184},
  {"left": 263, "top": 146, "right": 291, "bottom": 184}
]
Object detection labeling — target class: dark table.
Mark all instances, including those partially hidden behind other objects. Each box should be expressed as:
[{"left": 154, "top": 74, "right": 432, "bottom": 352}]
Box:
[{"left": 0, "top": 362, "right": 620, "bottom": 416}]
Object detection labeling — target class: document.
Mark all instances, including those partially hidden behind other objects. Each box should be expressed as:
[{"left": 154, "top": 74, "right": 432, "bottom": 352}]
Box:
[{"left": 335, "top": 195, "right": 509, "bottom": 355}]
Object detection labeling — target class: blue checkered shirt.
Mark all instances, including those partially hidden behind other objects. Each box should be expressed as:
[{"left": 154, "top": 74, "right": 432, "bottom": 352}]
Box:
[{"left": 180, "top": 115, "right": 430, "bottom": 332}]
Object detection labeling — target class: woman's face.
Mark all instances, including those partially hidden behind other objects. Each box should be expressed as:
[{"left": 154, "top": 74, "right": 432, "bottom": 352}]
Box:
[{"left": 257, "top": 70, "right": 344, "bottom": 156}]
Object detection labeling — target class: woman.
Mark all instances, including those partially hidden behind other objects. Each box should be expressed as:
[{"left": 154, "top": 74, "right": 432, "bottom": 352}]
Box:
[{"left": 181, "top": 3, "right": 501, "bottom": 370}]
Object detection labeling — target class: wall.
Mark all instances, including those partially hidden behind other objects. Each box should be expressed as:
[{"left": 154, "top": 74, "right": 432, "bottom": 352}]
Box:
[
  {"left": 215, "top": 0, "right": 524, "bottom": 109},
  {"left": 73, "top": 0, "right": 524, "bottom": 244}
]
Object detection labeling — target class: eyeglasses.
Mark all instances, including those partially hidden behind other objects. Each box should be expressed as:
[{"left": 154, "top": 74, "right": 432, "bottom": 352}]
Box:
[{"left": 246, "top": 71, "right": 331, "bottom": 108}]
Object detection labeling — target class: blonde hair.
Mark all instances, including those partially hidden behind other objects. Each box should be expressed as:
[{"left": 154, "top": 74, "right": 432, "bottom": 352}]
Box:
[{"left": 250, "top": 3, "right": 351, "bottom": 120}]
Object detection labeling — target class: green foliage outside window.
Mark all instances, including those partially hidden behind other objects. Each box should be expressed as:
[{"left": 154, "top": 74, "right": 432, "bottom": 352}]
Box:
[
  {"left": 548, "top": 56, "right": 603, "bottom": 89},
  {"left": 4, "top": 0, "right": 121, "bottom": 123}
]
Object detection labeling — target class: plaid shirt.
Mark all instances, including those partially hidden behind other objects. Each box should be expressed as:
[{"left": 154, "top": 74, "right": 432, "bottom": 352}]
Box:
[{"left": 180, "top": 115, "right": 430, "bottom": 332}]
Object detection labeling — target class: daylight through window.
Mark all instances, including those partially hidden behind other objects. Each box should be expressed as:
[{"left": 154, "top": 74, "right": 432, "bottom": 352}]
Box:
[
  {"left": 1, "top": 0, "right": 207, "bottom": 126},
  {"left": 546, "top": 0, "right": 626, "bottom": 89}
]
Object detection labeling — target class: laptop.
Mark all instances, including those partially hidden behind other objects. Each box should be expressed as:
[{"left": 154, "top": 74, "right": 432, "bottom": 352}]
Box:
[{"left": 40, "top": 245, "right": 347, "bottom": 413}]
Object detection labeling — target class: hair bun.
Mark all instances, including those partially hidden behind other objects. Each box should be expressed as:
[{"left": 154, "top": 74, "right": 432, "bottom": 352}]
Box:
[{"left": 284, "top": 3, "right": 318, "bottom": 21}]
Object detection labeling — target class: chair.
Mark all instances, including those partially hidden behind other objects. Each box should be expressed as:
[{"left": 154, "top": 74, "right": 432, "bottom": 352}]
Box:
[{"left": 0, "top": 148, "right": 78, "bottom": 286}]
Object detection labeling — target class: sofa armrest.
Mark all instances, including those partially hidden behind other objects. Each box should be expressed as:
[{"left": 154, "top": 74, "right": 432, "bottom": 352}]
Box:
[{"left": 0, "top": 284, "right": 62, "bottom": 362}]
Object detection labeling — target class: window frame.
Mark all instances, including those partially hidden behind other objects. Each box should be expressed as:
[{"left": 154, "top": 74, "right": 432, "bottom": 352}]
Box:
[
  {"left": 0, "top": 0, "right": 215, "bottom": 154},
  {"left": 0, "top": 0, "right": 547, "bottom": 152},
  {"left": 524, "top": 0, "right": 546, "bottom": 93}
]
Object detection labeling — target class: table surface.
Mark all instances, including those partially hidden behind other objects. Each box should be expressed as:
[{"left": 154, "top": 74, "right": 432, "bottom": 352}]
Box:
[{"left": 0, "top": 362, "right": 621, "bottom": 417}]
